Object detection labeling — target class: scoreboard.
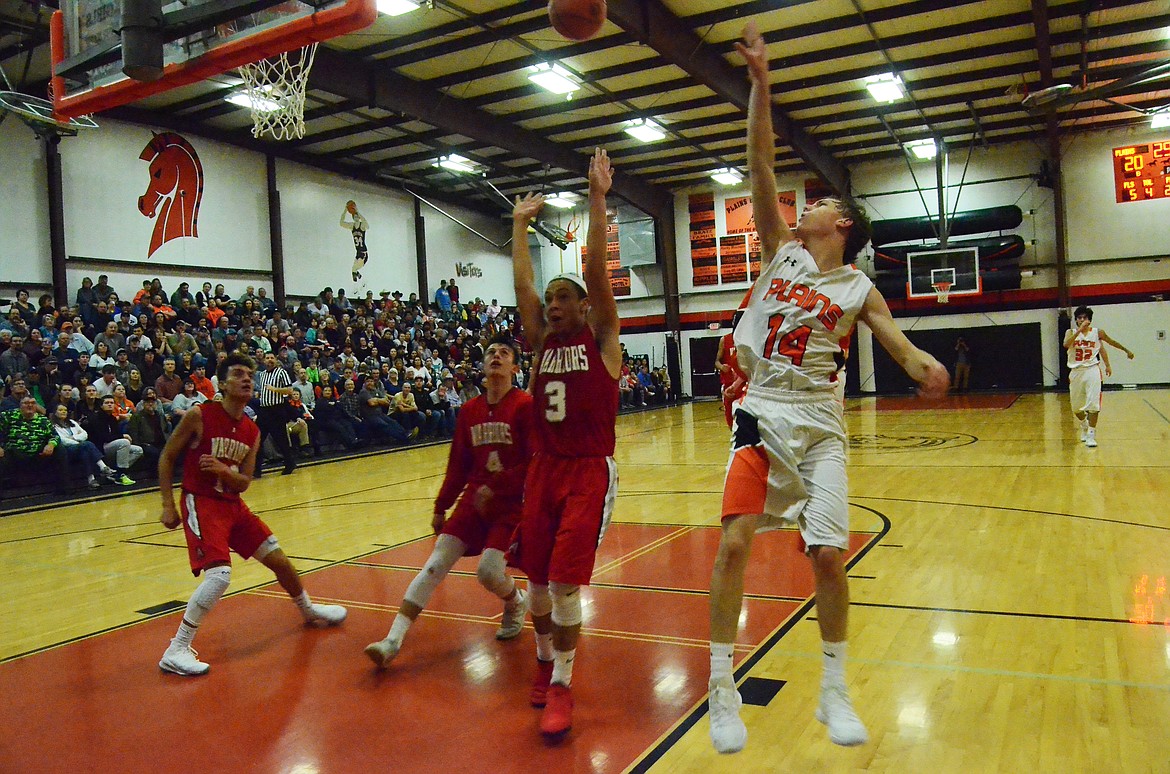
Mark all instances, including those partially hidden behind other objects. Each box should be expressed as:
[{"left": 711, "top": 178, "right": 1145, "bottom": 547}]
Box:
[{"left": 1112, "top": 141, "right": 1170, "bottom": 203}]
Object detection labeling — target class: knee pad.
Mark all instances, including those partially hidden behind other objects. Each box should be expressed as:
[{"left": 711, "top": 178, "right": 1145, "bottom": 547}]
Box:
[
  {"left": 192, "top": 565, "right": 231, "bottom": 613},
  {"left": 252, "top": 535, "right": 280, "bottom": 562},
  {"left": 404, "top": 534, "right": 465, "bottom": 608},
  {"left": 528, "top": 583, "right": 552, "bottom": 618},
  {"left": 549, "top": 581, "right": 582, "bottom": 628},
  {"left": 476, "top": 549, "right": 513, "bottom": 597}
]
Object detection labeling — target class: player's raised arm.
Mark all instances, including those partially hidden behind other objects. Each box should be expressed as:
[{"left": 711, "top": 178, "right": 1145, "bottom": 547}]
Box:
[
  {"left": 511, "top": 192, "right": 549, "bottom": 352},
  {"left": 584, "top": 148, "right": 622, "bottom": 378},
  {"left": 735, "top": 21, "right": 792, "bottom": 261},
  {"left": 858, "top": 287, "right": 949, "bottom": 399}
]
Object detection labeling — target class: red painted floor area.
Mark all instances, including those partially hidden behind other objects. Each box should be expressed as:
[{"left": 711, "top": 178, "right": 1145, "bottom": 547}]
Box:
[
  {"left": 853, "top": 393, "right": 1019, "bottom": 412},
  {"left": 1, "top": 524, "right": 871, "bottom": 773}
]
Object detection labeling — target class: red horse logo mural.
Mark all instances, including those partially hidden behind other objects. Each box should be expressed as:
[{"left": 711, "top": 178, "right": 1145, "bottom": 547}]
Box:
[{"left": 138, "top": 132, "right": 204, "bottom": 258}]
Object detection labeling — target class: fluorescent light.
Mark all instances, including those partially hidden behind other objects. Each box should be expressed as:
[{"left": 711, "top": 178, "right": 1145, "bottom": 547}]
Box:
[
  {"left": 227, "top": 90, "right": 280, "bottom": 112},
  {"left": 545, "top": 192, "right": 577, "bottom": 209},
  {"left": 710, "top": 168, "right": 743, "bottom": 185},
  {"left": 375, "top": 0, "right": 419, "bottom": 15},
  {"left": 864, "top": 73, "right": 904, "bottom": 103},
  {"left": 905, "top": 138, "right": 937, "bottom": 160},
  {"left": 624, "top": 119, "right": 666, "bottom": 142},
  {"left": 435, "top": 154, "right": 477, "bottom": 173},
  {"left": 1151, "top": 110, "right": 1170, "bottom": 129},
  {"left": 527, "top": 63, "right": 578, "bottom": 95}
]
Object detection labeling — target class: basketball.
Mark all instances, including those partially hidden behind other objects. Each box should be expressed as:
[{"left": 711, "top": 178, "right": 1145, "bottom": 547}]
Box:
[{"left": 548, "top": 0, "right": 606, "bottom": 41}]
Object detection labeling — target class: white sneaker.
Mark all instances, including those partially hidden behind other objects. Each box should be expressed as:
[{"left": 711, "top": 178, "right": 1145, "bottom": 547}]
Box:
[
  {"left": 364, "top": 638, "right": 400, "bottom": 669},
  {"left": 304, "top": 603, "right": 347, "bottom": 627},
  {"left": 159, "top": 642, "right": 210, "bottom": 676},
  {"left": 496, "top": 589, "right": 528, "bottom": 641},
  {"left": 1085, "top": 431, "right": 1098, "bottom": 448},
  {"left": 816, "top": 683, "right": 869, "bottom": 746},
  {"left": 708, "top": 680, "right": 747, "bottom": 754},
  {"left": 1079, "top": 420, "right": 1089, "bottom": 442}
]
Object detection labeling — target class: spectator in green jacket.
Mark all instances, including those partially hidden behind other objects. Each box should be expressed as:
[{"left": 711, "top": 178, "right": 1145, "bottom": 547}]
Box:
[{"left": 0, "top": 396, "right": 64, "bottom": 479}]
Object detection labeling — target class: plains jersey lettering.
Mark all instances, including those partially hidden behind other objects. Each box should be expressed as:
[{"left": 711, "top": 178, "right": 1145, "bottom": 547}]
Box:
[
  {"left": 532, "top": 326, "right": 618, "bottom": 457},
  {"left": 434, "top": 387, "right": 535, "bottom": 513},
  {"left": 1068, "top": 328, "right": 1101, "bottom": 369},
  {"left": 735, "top": 241, "right": 872, "bottom": 393},
  {"left": 182, "top": 401, "right": 259, "bottom": 499}
]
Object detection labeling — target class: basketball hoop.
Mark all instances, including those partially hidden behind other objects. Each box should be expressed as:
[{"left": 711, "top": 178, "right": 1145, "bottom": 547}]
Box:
[
  {"left": 235, "top": 43, "right": 318, "bottom": 140},
  {"left": 932, "top": 281, "right": 952, "bottom": 304}
]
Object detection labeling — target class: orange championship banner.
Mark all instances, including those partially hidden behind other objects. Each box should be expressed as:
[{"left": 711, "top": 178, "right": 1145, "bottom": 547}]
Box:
[
  {"left": 581, "top": 221, "right": 630, "bottom": 296},
  {"left": 724, "top": 191, "right": 798, "bottom": 236},
  {"left": 689, "top": 193, "right": 718, "bottom": 286}
]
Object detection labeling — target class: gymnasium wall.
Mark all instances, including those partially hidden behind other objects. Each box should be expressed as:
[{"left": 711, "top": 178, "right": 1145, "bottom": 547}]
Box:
[
  {"left": 0, "top": 116, "right": 54, "bottom": 287},
  {"left": 418, "top": 200, "right": 515, "bottom": 307}
]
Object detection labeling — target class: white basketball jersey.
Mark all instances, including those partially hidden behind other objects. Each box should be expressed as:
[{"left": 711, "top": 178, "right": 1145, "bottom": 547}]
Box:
[
  {"left": 735, "top": 240, "right": 873, "bottom": 394},
  {"left": 1068, "top": 327, "right": 1101, "bottom": 369}
]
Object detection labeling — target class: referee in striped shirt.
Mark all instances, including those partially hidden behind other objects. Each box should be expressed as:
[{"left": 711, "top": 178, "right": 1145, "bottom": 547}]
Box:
[{"left": 255, "top": 352, "right": 297, "bottom": 476}]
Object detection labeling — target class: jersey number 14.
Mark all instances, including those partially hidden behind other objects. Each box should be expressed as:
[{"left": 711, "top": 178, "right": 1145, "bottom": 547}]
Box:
[{"left": 764, "top": 313, "right": 812, "bottom": 366}]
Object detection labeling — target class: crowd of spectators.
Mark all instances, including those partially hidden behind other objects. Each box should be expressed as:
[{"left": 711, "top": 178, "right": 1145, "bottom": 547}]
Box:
[{"left": 0, "top": 273, "right": 675, "bottom": 498}]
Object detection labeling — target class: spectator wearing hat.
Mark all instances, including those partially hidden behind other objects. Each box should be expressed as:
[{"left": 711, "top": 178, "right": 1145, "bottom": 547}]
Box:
[{"left": 165, "top": 320, "right": 197, "bottom": 358}]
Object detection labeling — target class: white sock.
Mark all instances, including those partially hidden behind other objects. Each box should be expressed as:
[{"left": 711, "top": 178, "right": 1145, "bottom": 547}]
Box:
[
  {"left": 535, "top": 631, "right": 554, "bottom": 662},
  {"left": 710, "top": 642, "right": 735, "bottom": 684},
  {"left": 97, "top": 461, "right": 112, "bottom": 473},
  {"left": 87, "top": 474, "right": 96, "bottom": 484},
  {"left": 386, "top": 612, "right": 412, "bottom": 644},
  {"left": 294, "top": 590, "right": 314, "bottom": 616},
  {"left": 504, "top": 587, "right": 524, "bottom": 610},
  {"left": 822, "top": 640, "right": 847, "bottom": 687},
  {"left": 174, "top": 566, "right": 230, "bottom": 648},
  {"left": 551, "top": 648, "right": 575, "bottom": 687}
]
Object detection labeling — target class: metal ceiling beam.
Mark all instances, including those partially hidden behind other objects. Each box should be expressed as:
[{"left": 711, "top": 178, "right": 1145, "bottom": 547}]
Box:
[
  {"left": 605, "top": 0, "right": 850, "bottom": 193},
  {"left": 308, "top": 47, "right": 675, "bottom": 219},
  {"left": 1032, "top": 0, "right": 1070, "bottom": 311},
  {"left": 352, "top": 0, "right": 543, "bottom": 58}
]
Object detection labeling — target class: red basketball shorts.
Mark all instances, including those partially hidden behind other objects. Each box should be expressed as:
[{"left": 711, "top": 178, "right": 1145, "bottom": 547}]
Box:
[
  {"left": 515, "top": 454, "right": 618, "bottom": 586},
  {"left": 441, "top": 490, "right": 522, "bottom": 556},
  {"left": 181, "top": 491, "right": 274, "bottom": 576}
]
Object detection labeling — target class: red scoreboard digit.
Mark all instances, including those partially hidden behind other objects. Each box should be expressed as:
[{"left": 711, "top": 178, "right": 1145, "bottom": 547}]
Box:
[{"left": 1113, "top": 140, "right": 1170, "bottom": 203}]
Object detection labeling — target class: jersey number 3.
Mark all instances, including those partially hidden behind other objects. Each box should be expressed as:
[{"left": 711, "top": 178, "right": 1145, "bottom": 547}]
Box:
[
  {"left": 764, "top": 313, "right": 811, "bottom": 366},
  {"left": 544, "top": 380, "right": 567, "bottom": 422}
]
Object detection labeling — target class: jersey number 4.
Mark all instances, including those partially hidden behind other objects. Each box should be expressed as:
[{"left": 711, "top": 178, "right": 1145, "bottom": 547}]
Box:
[{"left": 764, "top": 313, "right": 812, "bottom": 366}]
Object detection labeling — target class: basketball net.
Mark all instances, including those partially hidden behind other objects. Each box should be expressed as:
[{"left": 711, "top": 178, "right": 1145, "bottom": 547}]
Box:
[
  {"left": 236, "top": 43, "right": 318, "bottom": 140},
  {"left": 932, "top": 281, "right": 952, "bottom": 304}
]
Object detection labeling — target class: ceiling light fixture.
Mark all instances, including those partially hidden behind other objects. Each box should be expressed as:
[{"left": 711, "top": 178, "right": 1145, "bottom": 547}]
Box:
[
  {"left": 1151, "top": 109, "right": 1170, "bottom": 129},
  {"left": 624, "top": 118, "right": 666, "bottom": 142},
  {"left": 435, "top": 154, "right": 477, "bottom": 173},
  {"left": 904, "top": 138, "right": 938, "bottom": 160},
  {"left": 527, "top": 63, "right": 579, "bottom": 96},
  {"left": 375, "top": 0, "right": 419, "bottom": 16},
  {"left": 710, "top": 168, "right": 744, "bottom": 185},
  {"left": 864, "top": 73, "right": 904, "bottom": 103},
  {"left": 226, "top": 90, "right": 280, "bottom": 113},
  {"left": 545, "top": 192, "right": 578, "bottom": 209}
]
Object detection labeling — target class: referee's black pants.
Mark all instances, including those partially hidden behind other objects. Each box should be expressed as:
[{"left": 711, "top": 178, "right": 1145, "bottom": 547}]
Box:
[{"left": 256, "top": 404, "right": 295, "bottom": 475}]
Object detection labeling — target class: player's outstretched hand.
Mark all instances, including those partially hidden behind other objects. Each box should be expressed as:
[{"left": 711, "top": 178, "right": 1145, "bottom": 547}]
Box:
[
  {"left": 918, "top": 359, "right": 950, "bottom": 401},
  {"left": 513, "top": 192, "right": 545, "bottom": 224},
  {"left": 431, "top": 510, "right": 446, "bottom": 534},
  {"left": 588, "top": 147, "right": 613, "bottom": 196},
  {"left": 734, "top": 21, "right": 770, "bottom": 83}
]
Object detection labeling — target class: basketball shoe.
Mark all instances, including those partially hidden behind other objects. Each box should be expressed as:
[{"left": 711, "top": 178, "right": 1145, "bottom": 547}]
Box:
[
  {"left": 530, "top": 659, "right": 554, "bottom": 707},
  {"left": 1084, "top": 428, "right": 1098, "bottom": 447},
  {"left": 708, "top": 680, "right": 747, "bottom": 753},
  {"left": 159, "top": 642, "right": 209, "bottom": 676},
  {"left": 816, "top": 683, "right": 869, "bottom": 746},
  {"left": 303, "top": 603, "right": 347, "bottom": 627},
  {"left": 539, "top": 683, "right": 573, "bottom": 736},
  {"left": 496, "top": 589, "right": 528, "bottom": 641},
  {"left": 364, "top": 638, "right": 401, "bottom": 669},
  {"left": 1079, "top": 418, "right": 1089, "bottom": 442}
]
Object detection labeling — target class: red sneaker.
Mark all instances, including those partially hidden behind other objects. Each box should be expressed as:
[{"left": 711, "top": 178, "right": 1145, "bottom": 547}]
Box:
[
  {"left": 530, "top": 659, "right": 554, "bottom": 707},
  {"left": 539, "top": 683, "right": 573, "bottom": 737}
]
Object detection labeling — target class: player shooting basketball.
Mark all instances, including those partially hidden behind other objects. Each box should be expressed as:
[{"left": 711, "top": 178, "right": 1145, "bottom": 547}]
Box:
[{"left": 340, "top": 200, "right": 370, "bottom": 286}]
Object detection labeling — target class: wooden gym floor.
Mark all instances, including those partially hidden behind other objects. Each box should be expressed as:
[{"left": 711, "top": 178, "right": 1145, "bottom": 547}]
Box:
[{"left": 1, "top": 391, "right": 1168, "bottom": 773}]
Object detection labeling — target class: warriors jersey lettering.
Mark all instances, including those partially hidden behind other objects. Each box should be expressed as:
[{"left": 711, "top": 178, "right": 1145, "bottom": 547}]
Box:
[
  {"left": 533, "top": 326, "right": 618, "bottom": 457},
  {"left": 735, "top": 241, "right": 873, "bottom": 393},
  {"left": 1068, "top": 327, "right": 1101, "bottom": 369},
  {"left": 182, "top": 401, "right": 259, "bottom": 499},
  {"left": 433, "top": 387, "right": 535, "bottom": 513}
]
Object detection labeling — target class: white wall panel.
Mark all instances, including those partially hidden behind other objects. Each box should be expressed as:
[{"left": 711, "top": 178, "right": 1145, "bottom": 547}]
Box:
[{"left": 0, "top": 118, "right": 53, "bottom": 285}]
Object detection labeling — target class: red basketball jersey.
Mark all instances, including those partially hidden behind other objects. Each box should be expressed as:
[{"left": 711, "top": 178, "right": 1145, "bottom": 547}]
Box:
[
  {"left": 719, "top": 332, "right": 744, "bottom": 388},
  {"left": 532, "top": 325, "right": 618, "bottom": 457},
  {"left": 182, "top": 401, "right": 259, "bottom": 500},
  {"left": 434, "top": 386, "right": 535, "bottom": 513}
]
